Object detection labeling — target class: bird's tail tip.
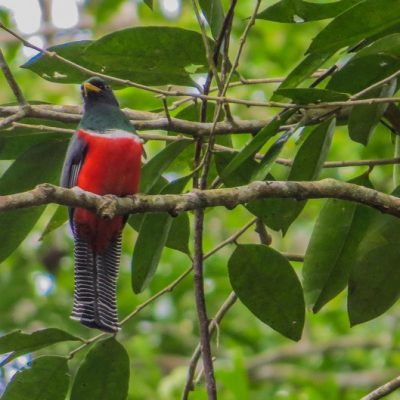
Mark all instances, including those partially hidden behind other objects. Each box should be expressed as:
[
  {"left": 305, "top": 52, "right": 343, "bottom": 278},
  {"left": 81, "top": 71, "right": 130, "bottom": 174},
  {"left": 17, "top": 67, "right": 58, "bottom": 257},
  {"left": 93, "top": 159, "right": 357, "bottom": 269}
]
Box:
[{"left": 70, "top": 312, "right": 120, "bottom": 333}]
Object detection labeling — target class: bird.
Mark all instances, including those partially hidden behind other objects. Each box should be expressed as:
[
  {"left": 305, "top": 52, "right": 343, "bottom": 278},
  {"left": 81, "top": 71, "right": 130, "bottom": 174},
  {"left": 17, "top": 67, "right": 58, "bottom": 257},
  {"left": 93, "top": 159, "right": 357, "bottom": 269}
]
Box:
[{"left": 61, "top": 76, "right": 143, "bottom": 333}]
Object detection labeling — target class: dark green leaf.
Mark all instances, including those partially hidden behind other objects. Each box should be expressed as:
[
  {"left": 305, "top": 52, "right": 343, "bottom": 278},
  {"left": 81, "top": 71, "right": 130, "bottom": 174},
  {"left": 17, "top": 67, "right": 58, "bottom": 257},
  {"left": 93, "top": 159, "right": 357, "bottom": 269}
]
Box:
[
  {"left": 257, "top": 0, "right": 361, "bottom": 23},
  {"left": 21, "top": 41, "right": 97, "bottom": 84},
  {"left": 83, "top": 27, "right": 213, "bottom": 86},
  {"left": 140, "top": 140, "right": 191, "bottom": 193},
  {"left": 274, "top": 51, "right": 332, "bottom": 94},
  {"left": 132, "top": 176, "right": 190, "bottom": 293},
  {"left": 0, "top": 140, "right": 67, "bottom": 262},
  {"left": 327, "top": 53, "right": 400, "bottom": 94},
  {"left": 348, "top": 189, "right": 400, "bottom": 325},
  {"left": 70, "top": 338, "right": 129, "bottom": 400},
  {"left": 220, "top": 110, "right": 295, "bottom": 181},
  {"left": 0, "top": 328, "right": 81, "bottom": 367},
  {"left": 307, "top": 0, "right": 400, "bottom": 54},
  {"left": 0, "top": 125, "right": 70, "bottom": 160},
  {"left": 303, "top": 174, "right": 375, "bottom": 312},
  {"left": 40, "top": 206, "right": 69, "bottom": 240},
  {"left": 24, "top": 27, "right": 215, "bottom": 87},
  {"left": 275, "top": 88, "right": 350, "bottom": 104},
  {"left": 251, "top": 125, "right": 298, "bottom": 182},
  {"left": 228, "top": 244, "right": 304, "bottom": 341},
  {"left": 348, "top": 79, "right": 397, "bottom": 145},
  {"left": 251, "top": 118, "right": 335, "bottom": 233},
  {"left": 166, "top": 212, "right": 190, "bottom": 254},
  {"left": 1, "top": 356, "right": 69, "bottom": 400},
  {"left": 199, "top": 0, "right": 225, "bottom": 39},
  {"left": 143, "top": 0, "right": 153, "bottom": 10}
]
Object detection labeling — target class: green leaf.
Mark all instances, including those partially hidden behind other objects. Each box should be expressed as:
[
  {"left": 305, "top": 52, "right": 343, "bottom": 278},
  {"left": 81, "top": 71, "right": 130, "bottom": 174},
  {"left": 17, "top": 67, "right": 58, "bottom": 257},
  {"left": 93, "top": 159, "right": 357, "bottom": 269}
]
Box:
[
  {"left": 23, "top": 27, "right": 216, "bottom": 87},
  {"left": 21, "top": 41, "right": 97, "bottom": 84},
  {"left": 220, "top": 110, "right": 295, "bottom": 181},
  {"left": 0, "top": 328, "right": 81, "bottom": 367},
  {"left": 274, "top": 51, "right": 333, "bottom": 94},
  {"left": 40, "top": 206, "right": 69, "bottom": 240},
  {"left": 199, "top": 0, "right": 225, "bottom": 39},
  {"left": 251, "top": 125, "right": 298, "bottom": 182},
  {"left": 1, "top": 356, "right": 69, "bottom": 400},
  {"left": 348, "top": 189, "right": 400, "bottom": 325},
  {"left": 348, "top": 79, "right": 397, "bottom": 145},
  {"left": 132, "top": 175, "right": 190, "bottom": 293},
  {"left": 0, "top": 127, "right": 71, "bottom": 160},
  {"left": 0, "top": 140, "right": 67, "bottom": 262},
  {"left": 0, "top": 328, "right": 80, "bottom": 356},
  {"left": 327, "top": 53, "right": 400, "bottom": 94},
  {"left": 166, "top": 212, "right": 190, "bottom": 254},
  {"left": 228, "top": 244, "right": 304, "bottom": 341},
  {"left": 251, "top": 118, "right": 335, "bottom": 233},
  {"left": 70, "top": 338, "right": 129, "bottom": 400},
  {"left": 143, "top": 0, "right": 153, "bottom": 10},
  {"left": 306, "top": 0, "right": 400, "bottom": 54},
  {"left": 302, "top": 173, "right": 375, "bottom": 312},
  {"left": 140, "top": 140, "right": 191, "bottom": 193},
  {"left": 257, "top": 0, "right": 361, "bottom": 23},
  {"left": 275, "top": 88, "right": 350, "bottom": 104},
  {"left": 83, "top": 27, "right": 214, "bottom": 86}
]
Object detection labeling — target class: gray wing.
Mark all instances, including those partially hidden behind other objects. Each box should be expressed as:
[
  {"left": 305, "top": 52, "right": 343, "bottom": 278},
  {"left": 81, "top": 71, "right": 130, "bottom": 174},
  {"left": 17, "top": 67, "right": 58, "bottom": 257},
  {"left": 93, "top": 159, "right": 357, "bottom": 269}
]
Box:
[{"left": 60, "top": 134, "right": 88, "bottom": 188}]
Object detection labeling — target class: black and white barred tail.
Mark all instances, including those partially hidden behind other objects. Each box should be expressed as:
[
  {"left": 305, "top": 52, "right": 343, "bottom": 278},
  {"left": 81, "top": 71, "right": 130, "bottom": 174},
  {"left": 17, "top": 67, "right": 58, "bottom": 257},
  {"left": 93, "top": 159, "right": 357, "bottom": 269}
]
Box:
[{"left": 71, "top": 234, "right": 122, "bottom": 333}]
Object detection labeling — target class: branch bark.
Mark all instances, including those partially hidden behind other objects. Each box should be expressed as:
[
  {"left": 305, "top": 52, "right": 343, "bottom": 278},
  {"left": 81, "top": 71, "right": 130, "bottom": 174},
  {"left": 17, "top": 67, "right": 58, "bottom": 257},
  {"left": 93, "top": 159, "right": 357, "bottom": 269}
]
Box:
[{"left": 2, "top": 179, "right": 400, "bottom": 219}]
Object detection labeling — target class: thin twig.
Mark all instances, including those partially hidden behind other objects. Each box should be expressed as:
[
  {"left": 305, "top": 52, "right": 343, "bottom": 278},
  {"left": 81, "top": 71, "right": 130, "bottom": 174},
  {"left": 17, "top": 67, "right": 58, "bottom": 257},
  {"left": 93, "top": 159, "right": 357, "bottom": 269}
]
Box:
[
  {"left": 182, "top": 292, "right": 238, "bottom": 399},
  {"left": 361, "top": 376, "right": 400, "bottom": 400},
  {"left": 0, "top": 49, "right": 28, "bottom": 106}
]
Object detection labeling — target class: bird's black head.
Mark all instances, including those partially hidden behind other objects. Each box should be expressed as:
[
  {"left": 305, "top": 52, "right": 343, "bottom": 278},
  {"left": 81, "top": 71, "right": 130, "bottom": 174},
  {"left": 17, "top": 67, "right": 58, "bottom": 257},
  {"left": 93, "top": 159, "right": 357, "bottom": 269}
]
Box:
[{"left": 81, "top": 77, "right": 119, "bottom": 109}]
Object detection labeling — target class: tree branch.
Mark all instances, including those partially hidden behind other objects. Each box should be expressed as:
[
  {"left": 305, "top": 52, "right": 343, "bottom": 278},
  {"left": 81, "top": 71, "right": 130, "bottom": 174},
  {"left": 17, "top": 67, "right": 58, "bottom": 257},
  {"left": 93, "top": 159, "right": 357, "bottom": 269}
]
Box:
[
  {"left": 2, "top": 179, "right": 400, "bottom": 219},
  {"left": 362, "top": 376, "right": 400, "bottom": 400}
]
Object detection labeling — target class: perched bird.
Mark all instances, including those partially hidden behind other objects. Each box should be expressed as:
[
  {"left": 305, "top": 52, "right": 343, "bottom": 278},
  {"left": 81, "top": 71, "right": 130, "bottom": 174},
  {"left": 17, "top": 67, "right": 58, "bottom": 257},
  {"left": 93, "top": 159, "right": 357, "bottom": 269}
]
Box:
[{"left": 61, "top": 77, "right": 143, "bottom": 332}]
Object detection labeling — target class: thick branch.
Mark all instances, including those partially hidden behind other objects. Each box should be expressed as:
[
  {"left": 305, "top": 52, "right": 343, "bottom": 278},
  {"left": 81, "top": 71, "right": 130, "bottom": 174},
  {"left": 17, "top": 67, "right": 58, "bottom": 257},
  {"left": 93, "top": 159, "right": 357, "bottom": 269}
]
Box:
[{"left": 2, "top": 179, "right": 400, "bottom": 219}]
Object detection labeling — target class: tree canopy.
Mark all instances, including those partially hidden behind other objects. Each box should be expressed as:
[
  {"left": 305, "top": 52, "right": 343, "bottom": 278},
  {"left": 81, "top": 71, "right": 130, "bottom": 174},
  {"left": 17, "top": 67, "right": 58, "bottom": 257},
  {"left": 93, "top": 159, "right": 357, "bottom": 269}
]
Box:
[{"left": 1, "top": 0, "right": 400, "bottom": 399}]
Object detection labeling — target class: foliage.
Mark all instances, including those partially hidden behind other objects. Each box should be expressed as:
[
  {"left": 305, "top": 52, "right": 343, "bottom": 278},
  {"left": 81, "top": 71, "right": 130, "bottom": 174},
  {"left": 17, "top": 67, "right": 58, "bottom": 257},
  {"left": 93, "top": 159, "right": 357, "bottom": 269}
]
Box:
[{"left": 1, "top": 0, "right": 400, "bottom": 399}]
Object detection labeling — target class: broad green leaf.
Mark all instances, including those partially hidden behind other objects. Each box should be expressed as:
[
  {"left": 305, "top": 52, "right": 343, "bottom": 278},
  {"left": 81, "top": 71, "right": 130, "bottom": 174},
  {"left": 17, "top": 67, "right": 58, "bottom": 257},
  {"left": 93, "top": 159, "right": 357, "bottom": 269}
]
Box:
[
  {"left": 0, "top": 118, "right": 72, "bottom": 160},
  {"left": 0, "top": 328, "right": 81, "bottom": 367},
  {"left": 274, "top": 51, "right": 332, "bottom": 94},
  {"left": 348, "top": 189, "right": 400, "bottom": 325},
  {"left": 251, "top": 125, "right": 298, "bottom": 182},
  {"left": 251, "top": 118, "right": 335, "bottom": 233},
  {"left": 348, "top": 78, "right": 397, "bottom": 145},
  {"left": 228, "top": 244, "right": 305, "bottom": 341},
  {"left": 220, "top": 109, "right": 295, "bottom": 181},
  {"left": 165, "top": 212, "right": 190, "bottom": 254},
  {"left": 199, "top": 0, "right": 225, "bottom": 39},
  {"left": 257, "top": 0, "right": 361, "bottom": 23},
  {"left": 21, "top": 41, "right": 97, "bottom": 84},
  {"left": 23, "top": 27, "right": 216, "bottom": 87},
  {"left": 129, "top": 175, "right": 190, "bottom": 255},
  {"left": 352, "top": 32, "right": 400, "bottom": 59},
  {"left": 307, "top": 0, "right": 400, "bottom": 54},
  {"left": 140, "top": 140, "right": 191, "bottom": 193},
  {"left": 40, "top": 206, "right": 69, "bottom": 239},
  {"left": 132, "top": 175, "right": 190, "bottom": 293},
  {"left": 302, "top": 174, "right": 375, "bottom": 312},
  {"left": 143, "top": 0, "right": 153, "bottom": 10},
  {"left": 327, "top": 53, "right": 400, "bottom": 94},
  {"left": 83, "top": 27, "right": 214, "bottom": 86},
  {"left": 1, "top": 356, "right": 69, "bottom": 400},
  {"left": 275, "top": 88, "right": 349, "bottom": 104},
  {"left": 0, "top": 140, "right": 67, "bottom": 263},
  {"left": 70, "top": 338, "right": 129, "bottom": 400}
]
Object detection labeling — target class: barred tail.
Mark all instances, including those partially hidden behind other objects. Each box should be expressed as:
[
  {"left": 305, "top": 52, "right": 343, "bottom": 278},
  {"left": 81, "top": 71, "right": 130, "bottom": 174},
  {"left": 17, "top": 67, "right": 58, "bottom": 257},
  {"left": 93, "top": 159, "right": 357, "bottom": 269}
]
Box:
[{"left": 71, "top": 235, "right": 122, "bottom": 333}]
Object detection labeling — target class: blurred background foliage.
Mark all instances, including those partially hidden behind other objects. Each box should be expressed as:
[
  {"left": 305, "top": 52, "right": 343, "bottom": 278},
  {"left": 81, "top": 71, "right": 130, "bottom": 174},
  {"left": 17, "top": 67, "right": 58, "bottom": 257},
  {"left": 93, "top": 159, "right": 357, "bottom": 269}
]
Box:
[{"left": 0, "top": 0, "right": 400, "bottom": 399}]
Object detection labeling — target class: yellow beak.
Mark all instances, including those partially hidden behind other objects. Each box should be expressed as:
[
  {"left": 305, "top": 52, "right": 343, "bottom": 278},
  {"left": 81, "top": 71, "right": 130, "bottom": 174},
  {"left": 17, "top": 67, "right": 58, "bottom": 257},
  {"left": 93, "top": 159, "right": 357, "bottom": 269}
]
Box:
[{"left": 83, "top": 81, "right": 102, "bottom": 96}]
